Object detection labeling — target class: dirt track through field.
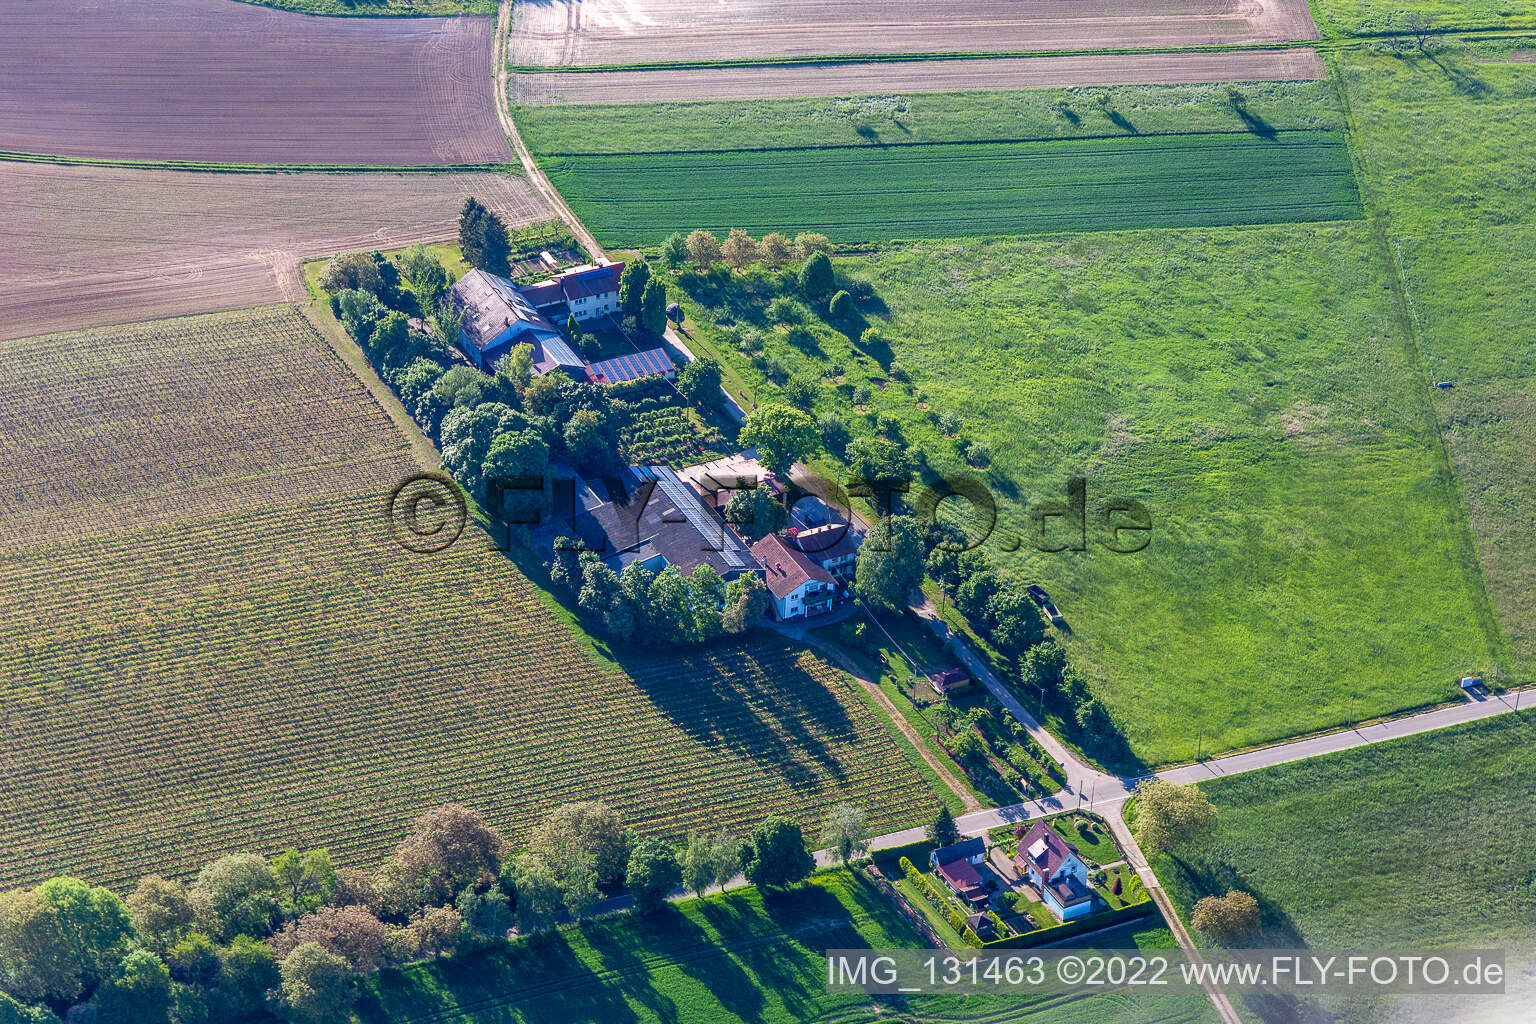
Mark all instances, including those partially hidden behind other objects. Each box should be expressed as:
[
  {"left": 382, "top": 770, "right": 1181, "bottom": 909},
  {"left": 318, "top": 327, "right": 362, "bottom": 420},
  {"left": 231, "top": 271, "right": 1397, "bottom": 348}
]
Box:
[
  {"left": 0, "top": 163, "right": 549, "bottom": 340},
  {"left": 511, "top": 49, "right": 1326, "bottom": 104},
  {"left": 510, "top": 0, "right": 1320, "bottom": 67},
  {"left": 0, "top": 0, "right": 508, "bottom": 165}
]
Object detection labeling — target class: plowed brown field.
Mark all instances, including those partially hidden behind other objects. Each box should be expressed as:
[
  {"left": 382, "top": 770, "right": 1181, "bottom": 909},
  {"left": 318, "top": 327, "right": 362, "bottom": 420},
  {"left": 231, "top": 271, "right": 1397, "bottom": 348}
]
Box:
[
  {"left": 509, "top": 0, "right": 1320, "bottom": 67},
  {"left": 511, "top": 49, "right": 1326, "bottom": 104},
  {"left": 0, "top": 0, "right": 508, "bottom": 165},
  {"left": 0, "top": 163, "right": 548, "bottom": 340}
]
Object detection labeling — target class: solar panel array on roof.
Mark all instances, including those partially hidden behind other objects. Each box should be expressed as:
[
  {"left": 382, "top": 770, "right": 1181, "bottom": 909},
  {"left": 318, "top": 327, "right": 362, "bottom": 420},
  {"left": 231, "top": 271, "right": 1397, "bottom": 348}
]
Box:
[
  {"left": 633, "top": 465, "right": 754, "bottom": 571},
  {"left": 586, "top": 347, "right": 675, "bottom": 384}
]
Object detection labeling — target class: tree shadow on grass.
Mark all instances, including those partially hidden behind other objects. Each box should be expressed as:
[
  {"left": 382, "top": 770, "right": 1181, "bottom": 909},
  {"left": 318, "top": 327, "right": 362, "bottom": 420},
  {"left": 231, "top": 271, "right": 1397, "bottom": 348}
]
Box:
[
  {"left": 588, "top": 904, "right": 767, "bottom": 1024},
  {"left": 1232, "top": 104, "right": 1279, "bottom": 140},
  {"left": 612, "top": 639, "right": 857, "bottom": 786},
  {"left": 357, "top": 930, "right": 644, "bottom": 1024},
  {"left": 1423, "top": 51, "right": 1492, "bottom": 97}
]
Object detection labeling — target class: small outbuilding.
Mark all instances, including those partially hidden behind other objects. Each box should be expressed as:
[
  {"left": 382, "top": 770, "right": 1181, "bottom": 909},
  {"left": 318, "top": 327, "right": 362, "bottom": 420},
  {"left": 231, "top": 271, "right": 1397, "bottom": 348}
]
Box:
[{"left": 928, "top": 667, "right": 974, "bottom": 697}]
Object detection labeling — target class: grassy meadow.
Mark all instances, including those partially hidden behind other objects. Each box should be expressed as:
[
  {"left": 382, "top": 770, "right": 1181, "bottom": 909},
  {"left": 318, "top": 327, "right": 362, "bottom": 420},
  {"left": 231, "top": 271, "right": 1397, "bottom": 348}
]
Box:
[
  {"left": 666, "top": 221, "right": 1494, "bottom": 766},
  {"left": 512, "top": 80, "right": 1345, "bottom": 155},
  {"left": 1154, "top": 707, "right": 1536, "bottom": 1022},
  {"left": 1335, "top": 46, "right": 1536, "bottom": 676},
  {"left": 357, "top": 869, "right": 1218, "bottom": 1024},
  {"left": 519, "top": 80, "right": 1359, "bottom": 247}
]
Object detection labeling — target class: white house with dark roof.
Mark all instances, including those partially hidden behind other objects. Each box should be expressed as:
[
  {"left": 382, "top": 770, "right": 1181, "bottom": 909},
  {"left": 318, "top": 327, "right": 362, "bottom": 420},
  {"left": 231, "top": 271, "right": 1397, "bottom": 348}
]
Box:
[
  {"left": 520, "top": 262, "right": 624, "bottom": 324},
  {"left": 750, "top": 533, "right": 836, "bottom": 621},
  {"left": 791, "top": 523, "right": 858, "bottom": 582},
  {"left": 449, "top": 268, "right": 583, "bottom": 375},
  {"left": 1014, "top": 820, "right": 1094, "bottom": 921}
]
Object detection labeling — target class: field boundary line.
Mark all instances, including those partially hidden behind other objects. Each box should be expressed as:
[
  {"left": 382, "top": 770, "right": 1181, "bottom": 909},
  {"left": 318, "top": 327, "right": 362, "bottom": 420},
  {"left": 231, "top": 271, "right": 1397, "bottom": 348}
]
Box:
[
  {"left": 528, "top": 127, "right": 1351, "bottom": 160},
  {"left": 0, "top": 151, "right": 522, "bottom": 175}
]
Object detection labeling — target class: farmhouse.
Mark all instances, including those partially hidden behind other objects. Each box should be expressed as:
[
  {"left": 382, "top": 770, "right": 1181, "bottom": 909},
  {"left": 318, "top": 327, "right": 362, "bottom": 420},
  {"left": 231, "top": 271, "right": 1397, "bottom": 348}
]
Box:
[
  {"left": 791, "top": 523, "right": 858, "bottom": 582},
  {"left": 751, "top": 533, "right": 837, "bottom": 621},
  {"left": 1014, "top": 821, "right": 1094, "bottom": 921},
  {"left": 449, "top": 268, "right": 583, "bottom": 375},
  {"left": 585, "top": 347, "right": 676, "bottom": 385},
  {"left": 929, "top": 837, "right": 989, "bottom": 908},
  {"left": 572, "top": 465, "right": 758, "bottom": 580},
  {"left": 520, "top": 262, "right": 624, "bottom": 324}
]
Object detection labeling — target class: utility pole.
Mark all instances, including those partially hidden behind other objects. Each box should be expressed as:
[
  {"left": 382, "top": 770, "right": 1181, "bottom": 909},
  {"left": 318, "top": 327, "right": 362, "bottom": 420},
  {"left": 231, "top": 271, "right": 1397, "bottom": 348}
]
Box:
[
  {"left": 1195, "top": 731, "right": 1202, "bottom": 762},
  {"left": 1348, "top": 695, "right": 1355, "bottom": 729}
]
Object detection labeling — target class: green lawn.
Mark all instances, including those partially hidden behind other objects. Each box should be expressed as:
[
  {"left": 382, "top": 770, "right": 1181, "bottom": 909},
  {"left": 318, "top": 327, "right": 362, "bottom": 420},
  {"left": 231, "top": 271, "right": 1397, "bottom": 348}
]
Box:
[
  {"left": 542, "top": 133, "right": 1359, "bottom": 246},
  {"left": 1338, "top": 47, "right": 1536, "bottom": 675},
  {"left": 1048, "top": 813, "right": 1121, "bottom": 867},
  {"left": 1154, "top": 708, "right": 1536, "bottom": 1022},
  {"left": 667, "top": 221, "right": 1494, "bottom": 766},
  {"left": 356, "top": 870, "right": 1218, "bottom": 1023},
  {"left": 512, "top": 80, "right": 1344, "bottom": 156}
]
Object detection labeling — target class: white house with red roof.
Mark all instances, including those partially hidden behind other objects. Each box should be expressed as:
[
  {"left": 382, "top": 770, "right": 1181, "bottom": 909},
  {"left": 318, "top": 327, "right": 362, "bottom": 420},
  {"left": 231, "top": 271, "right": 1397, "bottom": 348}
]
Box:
[
  {"left": 1014, "top": 820, "right": 1094, "bottom": 921},
  {"left": 791, "top": 523, "right": 858, "bottom": 582},
  {"left": 929, "top": 837, "right": 989, "bottom": 908},
  {"left": 750, "top": 533, "right": 836, "bottom": 620}
]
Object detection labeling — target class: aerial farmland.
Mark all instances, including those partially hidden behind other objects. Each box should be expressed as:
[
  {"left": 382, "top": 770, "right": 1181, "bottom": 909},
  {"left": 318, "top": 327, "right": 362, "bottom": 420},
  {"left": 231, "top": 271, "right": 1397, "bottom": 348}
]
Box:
[{"left": 2, "top": 0, "right": 1535, "bottom": 1020}]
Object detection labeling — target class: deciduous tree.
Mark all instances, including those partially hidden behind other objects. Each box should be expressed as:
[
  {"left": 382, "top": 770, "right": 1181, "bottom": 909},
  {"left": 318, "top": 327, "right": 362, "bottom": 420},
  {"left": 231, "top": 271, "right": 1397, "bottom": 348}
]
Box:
[
  {"left": 721, "top": 228, "right": 759, "bottom": 270},
  {"left": 740, "top": 816, "right": 814, "bottom": 889},
  {"left": 853, "top": 515, "right": 924, "bottom": 611},
  {"left": 529, "top": 803, "right": 630, "bottom": 885},
  {"left": 626, "top": 840, "right": 682, "bottom": 913},
  {"left": 686, "top": 230, "right": 722, "bottom": 268},
  {"left": 660, "top": 232, "right": 689, "bottom": 268},
  {"left": 1191, "top": 890, "right": 1260, "bottom": 944},
  {"left": 739, "top": 404, "right": 819, "bottom": 476},
  {"left": 127, "top": 876, "right": 195, "bottom": 954},
  {"left": 675, "top": 357, "right": 722, "bottom": 407},
  {"left": 759, "top": 232, "right": 793, "bottom": 268},
  {"left": 276, "top": 943, "right": 352, "bottom": 1024},
  {"left": 1130, "top": 780, "right": 1217, "bottom": 856},
  {"left": 191, "top": 855, "right": 278, "bottom": 943},
  {"left": 819, "top": 804, "right": 871, "bottom": 867}
]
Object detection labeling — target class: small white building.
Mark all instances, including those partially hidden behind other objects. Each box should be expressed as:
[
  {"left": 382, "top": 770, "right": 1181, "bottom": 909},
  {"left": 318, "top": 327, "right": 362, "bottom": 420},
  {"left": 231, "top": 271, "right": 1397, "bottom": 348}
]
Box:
[
  {"left": 792, "top": 523, "right": 858, "bottom": 582},
  {"left": 751, "top": 533, "right": 836, "bottom": 620},
  {"left": 1014, "top": 820, "right": 1094, "bottom": 921}
]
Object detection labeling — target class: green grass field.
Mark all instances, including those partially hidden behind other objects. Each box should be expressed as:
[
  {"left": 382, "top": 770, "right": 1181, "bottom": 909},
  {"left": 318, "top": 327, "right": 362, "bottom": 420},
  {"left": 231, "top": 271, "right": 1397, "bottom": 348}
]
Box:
[
  {"left": 1337, "top": 47, "right": 1536, "bottom": 675},
  {"left": 544, "top": 133, "right": 1359, "bottom": 246},
  {"left": 1154, "top": 708, "right": 1536, "bottom": 1022},
  {"left": 0, "top": 308, "right": 935, "bottom": 890},
  {"left": 1315, "top": 0, "right": 1536, "bottom": 33},
  {"left": 666, "top": 220, "right": 1493, "bottom": 767},
  {"left": 356, "top": 870, "right": 1218, "bottom": 1024},
  {"left": 512, "top": 80, "right": 1344, "bottom": 155}
]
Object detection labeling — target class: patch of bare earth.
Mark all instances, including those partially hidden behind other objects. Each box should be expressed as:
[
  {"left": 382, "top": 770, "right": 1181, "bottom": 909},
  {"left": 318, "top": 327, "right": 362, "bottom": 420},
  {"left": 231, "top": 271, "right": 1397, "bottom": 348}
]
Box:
[
  {"left": 0, "top": 163, "right": 549, "bottom": 340},
  {"left": 0, "top": 0, "right": 508, "bottom": 164},
  {"left": 512, "top": 49, "right": 1324, "bottom": 103},
  {"left": 510, "top": 0, "right": 1320, "bottom": 67}
]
